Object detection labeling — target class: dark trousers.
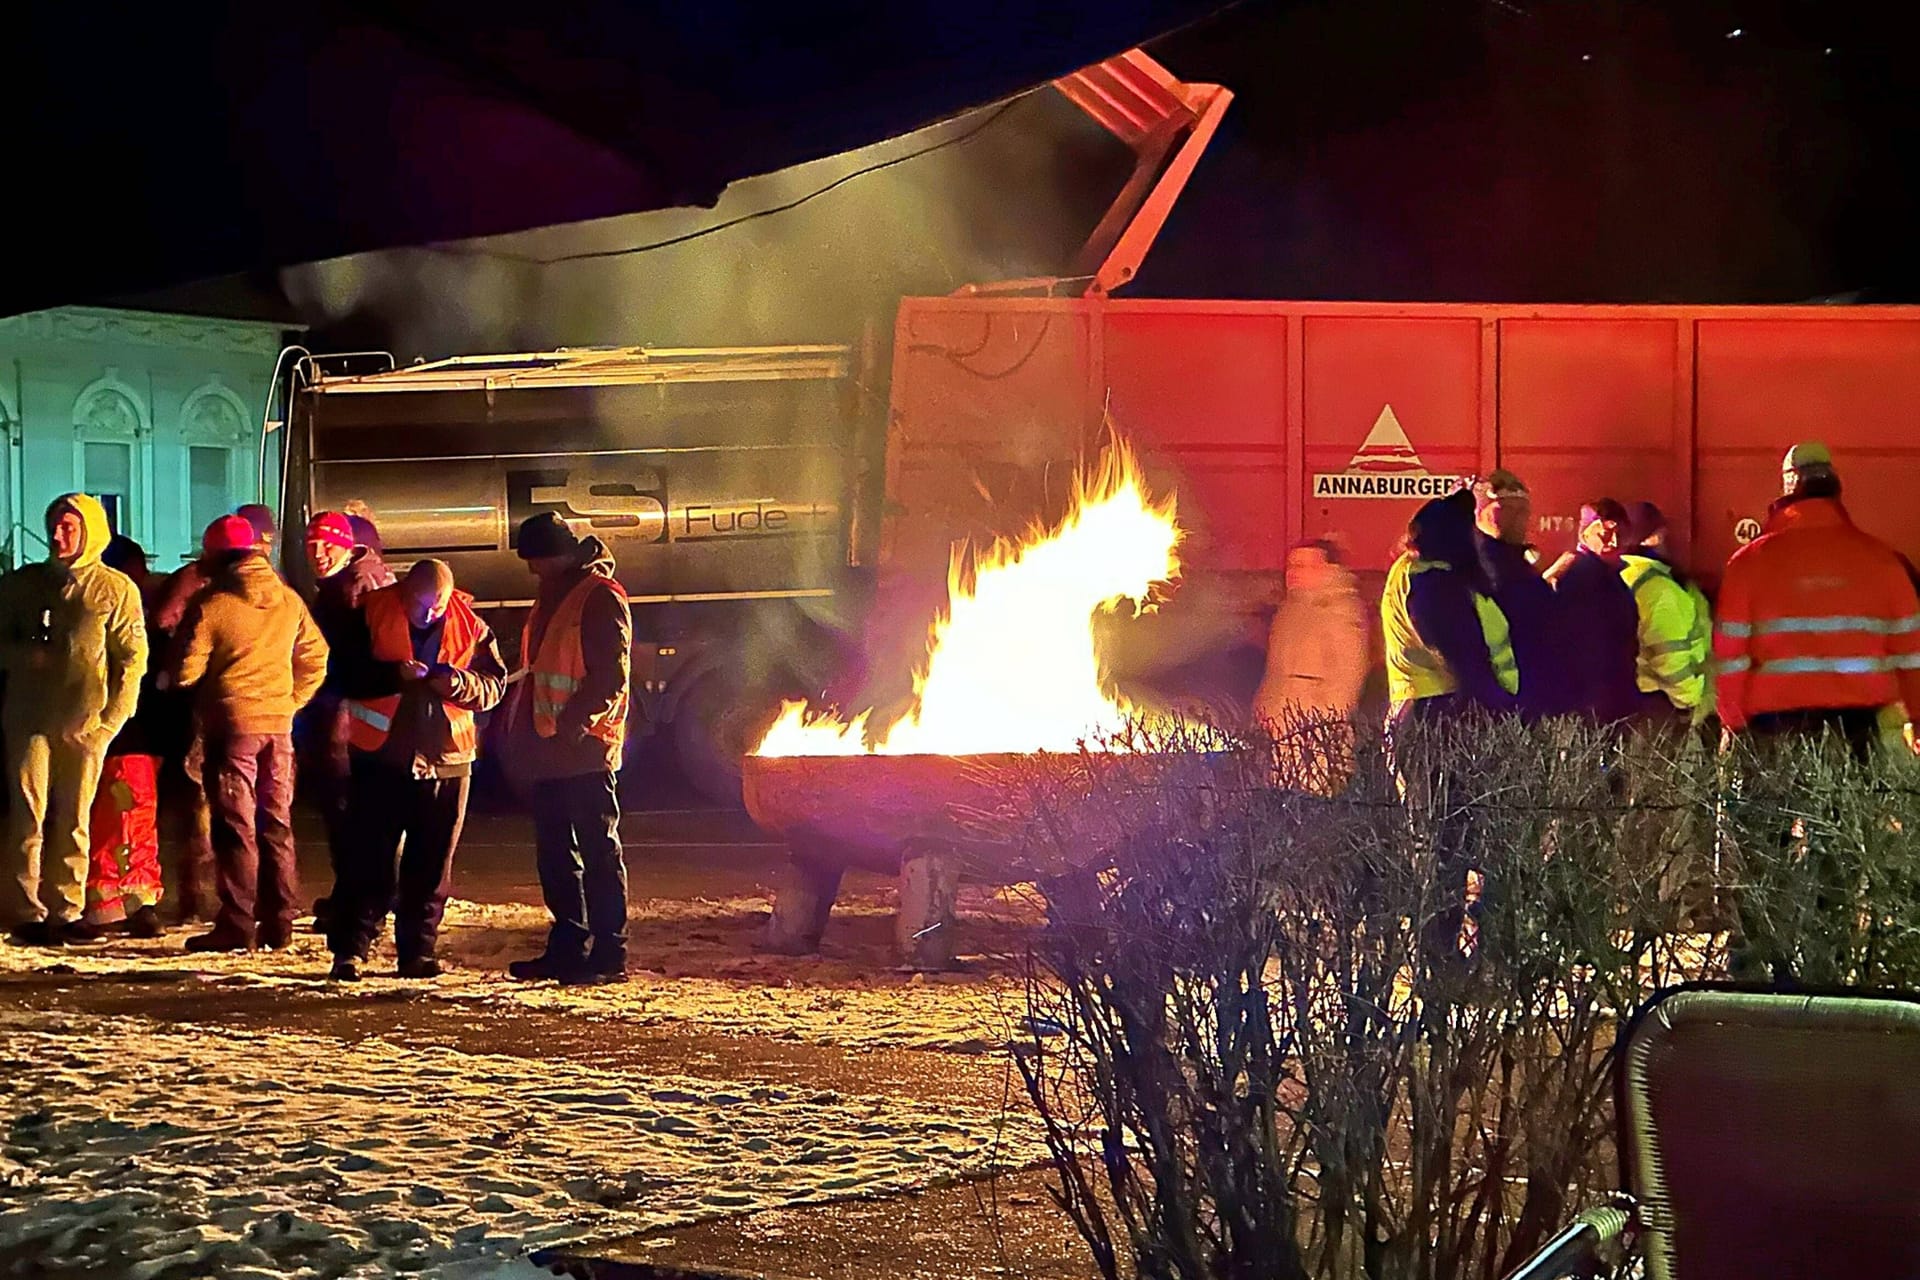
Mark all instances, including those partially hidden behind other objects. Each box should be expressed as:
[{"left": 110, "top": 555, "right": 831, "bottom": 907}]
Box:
[
  {"left": 203, "top": 732, "right": 299, "bottom": 940},
  {"left": 1731, "top": 707, "right": 1880, "bottom": 984},
  {"left": 330, "top": 754, "right": 469, "bottom": 963},
  {"left": 161, "top": 738, "right": 217, "bottom": 921},
  {"left": 530, "top": 771, "right": 627, "bottom": 960},
  {"left": 296, "top": 697, "right": 353, "bottom": 905}
]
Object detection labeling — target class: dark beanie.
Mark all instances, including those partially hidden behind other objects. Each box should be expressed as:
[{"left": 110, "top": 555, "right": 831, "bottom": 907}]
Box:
[
  {"left": 346, "top": 513, "right": 383, "bottom": 552},
  {"left": 516, "top": 511, "right": 581, "bottom": 560}
]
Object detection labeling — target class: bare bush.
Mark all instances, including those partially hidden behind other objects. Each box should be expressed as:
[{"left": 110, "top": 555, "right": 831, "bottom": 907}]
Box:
[{"left": 978, "top": 712, "right": 1920, "bottom": 1280}]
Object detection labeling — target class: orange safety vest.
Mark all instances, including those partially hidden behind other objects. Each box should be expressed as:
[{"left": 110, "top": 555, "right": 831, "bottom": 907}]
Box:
[
  {"left": 522, "top": 574, "right": 628, "bottom": 752},
  {"left": 346, "top": 586, "right": 485, "bottom": 755}
]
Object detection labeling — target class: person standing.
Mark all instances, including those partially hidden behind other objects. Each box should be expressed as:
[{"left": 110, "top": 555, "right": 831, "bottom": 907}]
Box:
[
  {"left": 505, "top": 513, "right": 633, "bottom": 985},
  {"left": 1473, "top": 469, "right": 1567, "bottom": 719},
  {"left": 1252, "top": 539, "right": 1368, "bottom": 791},
  {"left": 1547, "top": 500, "right": 1642, "bottom": 725},
  {"left": 1715, "top": 442, "right": 1920, "bottom": 752},
  {"left": 147, "top": 546, "right": 220, "bottom": 922},
  {"left": 171, "top": 515, "right": 329, "bottom": 952},
  {"left": 0, "top": 495, "right": 148, "bottom": 945},
  {"left": 82, "top": 536, "right": 167, "bottom": 937},
  {"left": 1382, "top": 489, "right": 1521, "bottom": 725},
  {"left": 1380, "top": 489, "right": 1519, "bottom": 970},
  {"left": 236, "top": 503, "right": 279, "bottom": 569},
  {"left": 1715, "top": 443, "right": 1920, "bottom": 982},
  {"left": 1619, "top": 502, "right": 1713, "bottom": 724},
  {"left": 327, "top": 561, "right": 506, "bottom": 981},
  {"left": 298, "top": 510, "right": 394, "bottom": 931}
]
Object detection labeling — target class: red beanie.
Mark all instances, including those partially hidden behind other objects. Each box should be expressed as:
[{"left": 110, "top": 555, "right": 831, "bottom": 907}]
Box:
[
  {"left": 203, "top": 514, "right": 258, "bottom": 555},
  {"left": 306, "top": 511, "right": 354, "bottom": 551}
]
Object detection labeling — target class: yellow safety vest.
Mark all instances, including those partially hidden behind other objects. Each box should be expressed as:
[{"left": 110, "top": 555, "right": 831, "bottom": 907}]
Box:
[
  {"left": 1620, "top": 554, "right": 1713, "bottom": 717},
  {"left": 1381, "top": 554, "right": 1520, "bottom": 708}
]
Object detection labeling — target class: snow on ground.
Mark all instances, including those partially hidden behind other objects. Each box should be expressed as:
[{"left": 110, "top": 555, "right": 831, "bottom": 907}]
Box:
[
  {"left": 0, "top": 891, "right": 1051, "bottom": 1278},
  {"left": 0, "top": 897, "right": 1030, "bottom": 1054},
  {"left": 0, "top": 1007, "right": 1047, "bottom": 1279}
]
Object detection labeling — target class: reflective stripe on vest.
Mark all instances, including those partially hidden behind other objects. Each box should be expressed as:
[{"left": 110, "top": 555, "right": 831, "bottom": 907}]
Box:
[
  {"left": 523, "top": 574, "right": 628, "bottom": 751},
  {"left": 345, "top": 587, "right": 483, "bottom": 756},
  {"left": 1382, "top": 556, "right": 1520, "bottom": 706}
]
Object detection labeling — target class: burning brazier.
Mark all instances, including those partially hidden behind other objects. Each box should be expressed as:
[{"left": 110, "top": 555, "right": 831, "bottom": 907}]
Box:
[
  {"left": 744, "top": 441, "right": 1182, "bottom": 970},
  {"left": 743, "top": 752, "right": 1032, "bottom": 970}
]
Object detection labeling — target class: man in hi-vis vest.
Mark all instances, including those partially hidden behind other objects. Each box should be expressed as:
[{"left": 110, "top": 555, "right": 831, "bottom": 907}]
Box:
[
  {"left": 327, "top": 560, "right": 506, "bottom": 981},
  {"left": 506, "top": 513, "right": 634, "bottom": 986}
]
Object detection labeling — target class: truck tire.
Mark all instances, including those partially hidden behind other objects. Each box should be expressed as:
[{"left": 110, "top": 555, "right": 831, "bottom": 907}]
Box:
[{"left": 672, "top": 676, "right": 781, "bottom": 809}]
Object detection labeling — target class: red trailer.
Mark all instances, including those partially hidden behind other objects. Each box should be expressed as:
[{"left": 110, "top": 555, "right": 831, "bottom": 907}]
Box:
[
  {"left": 866, "top": 49, "right": 1920, "bottom": 707},
  {"left": 885, "top": 296, "right": 1920, "bottom": 594},
  {"left": 876, "top": 50, "right": 1920, "bottom": 660}
]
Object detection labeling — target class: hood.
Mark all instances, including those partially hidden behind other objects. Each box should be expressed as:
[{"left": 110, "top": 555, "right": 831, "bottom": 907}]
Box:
[
  {"left": 578, "top": 535, "right": 617, "bottom": 582},
  {"left": 347, "top": 545, "right": 393, "bottom": 589},
  {"left": 1766, "top": 494, "right": 1851, "bottom": 534},
  {"left": 220, "top": 553, "right": 287, "bottom": 608},
  {"left": 536, "top": 534, "right": 619, "bottom": 604},
  {"left": 45, "top": 493, "right": 112, "bottom": 569}
]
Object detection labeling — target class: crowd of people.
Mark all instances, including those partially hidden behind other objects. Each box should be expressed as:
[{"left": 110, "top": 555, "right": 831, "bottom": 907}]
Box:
[
  {"left": 5, "top": 438, "right": 1911, "bottom": 985},
  {"left": 0, "top": 499, "right": 636, "bottom": 986},
  {"left": 1257, "top": 439, "right": 1920, "bottom": 761}
]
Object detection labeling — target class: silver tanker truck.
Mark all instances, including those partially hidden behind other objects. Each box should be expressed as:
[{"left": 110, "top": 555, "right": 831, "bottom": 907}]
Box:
[{"left": 275, "top": 344, "right": 884, "bottom": 801}]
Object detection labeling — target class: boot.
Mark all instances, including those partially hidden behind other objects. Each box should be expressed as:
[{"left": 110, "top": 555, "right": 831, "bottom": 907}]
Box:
[
  {"left": 258, "top": 924, "right": 295, "bottom": 951},
  {"left": 63, "top": 919, "right": 111, "bottom": 944},
  {"left": 185, "top": 928, "right": 253, "bottom": 954},
  {"left": 328, "top": 956, "right": 362, "bottom": 982},
  {"left": 9, "top": 920, "right": 66, "bottom": 948},
  {"left": 558, "top": 942, "right": 628, "bottom": 987},
  {"left": 396, "top": 956, "right": 443, "bottom": 980},
  {"left": 507, "top": 950, "right": 582, "bottom": 982},
  {"left": 127, "top": 906, "right": 163, "bottom": 939}
]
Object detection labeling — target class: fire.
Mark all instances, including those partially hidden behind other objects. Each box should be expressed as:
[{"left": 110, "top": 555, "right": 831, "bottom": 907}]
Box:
[{"left": 754, "top": 441, "right": 1180, "bottom": 757}]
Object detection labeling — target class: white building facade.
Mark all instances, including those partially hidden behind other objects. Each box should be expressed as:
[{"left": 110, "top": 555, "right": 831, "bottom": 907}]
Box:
[{"left": 0, "top": 307, "right": 296, "bottom": 569}]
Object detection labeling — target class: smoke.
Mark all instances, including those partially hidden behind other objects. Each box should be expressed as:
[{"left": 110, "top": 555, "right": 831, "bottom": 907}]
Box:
[{"left": 281, "top": 91, "right": 1121, "bottom": 359}]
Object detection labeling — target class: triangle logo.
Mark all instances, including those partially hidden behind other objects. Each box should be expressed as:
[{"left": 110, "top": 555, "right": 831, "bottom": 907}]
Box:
[
  {"left": 1312, "top": 404, "right": 1466, "bottom": 501},
  {"left": 1345, "top": 404, "right": 1425, "bottom": 473}
]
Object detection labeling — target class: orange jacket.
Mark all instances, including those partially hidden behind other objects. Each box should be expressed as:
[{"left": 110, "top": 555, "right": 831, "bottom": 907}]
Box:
[{"left": 1713, "top": 497, "right": 1920, "bottom": 731}]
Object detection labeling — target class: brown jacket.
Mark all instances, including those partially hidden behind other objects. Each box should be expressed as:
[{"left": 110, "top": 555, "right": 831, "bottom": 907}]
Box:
[{"left": 175, "top": 553, "right": 330, "bottom": 736}]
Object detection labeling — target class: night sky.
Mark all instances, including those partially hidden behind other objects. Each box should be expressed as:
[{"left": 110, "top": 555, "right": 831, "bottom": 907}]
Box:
[
  {"left": 85, "top": 0, "right": 1920, "bottom": 341},
  {"left": 1143, "top": 0, "right": 1920, "bottom": 302}
]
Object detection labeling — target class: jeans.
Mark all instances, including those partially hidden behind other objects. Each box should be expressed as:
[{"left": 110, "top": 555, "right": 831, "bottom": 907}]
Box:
[
  {"left": 331, "top": 754, "right": 469, "bottom": 963},
  {"left": 530, "top": 771, "right": 627, "bottom": 961},
  {"left": 203, "top": 732, "right": 300, "bottom": 940}
]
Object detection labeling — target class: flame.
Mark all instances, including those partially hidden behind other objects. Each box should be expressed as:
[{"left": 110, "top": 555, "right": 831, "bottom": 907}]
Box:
[{"left": 754, "top": 441, "right": 1180, "bottom": 757}]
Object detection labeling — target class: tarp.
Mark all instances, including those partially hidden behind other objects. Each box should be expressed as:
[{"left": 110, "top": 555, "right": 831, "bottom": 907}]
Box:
[{"left": 8, "top": 1, "right": 1223, "bottom": 316}]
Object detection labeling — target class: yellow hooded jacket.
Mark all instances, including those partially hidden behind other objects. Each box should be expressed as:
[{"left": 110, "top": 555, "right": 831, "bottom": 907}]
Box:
[{"left": 0, "top": 494, "right": 148, "bottom": 742}]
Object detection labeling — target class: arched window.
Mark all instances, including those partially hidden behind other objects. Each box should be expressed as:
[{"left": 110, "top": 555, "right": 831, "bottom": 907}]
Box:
[
  {"left": 72, "top": 374, "right": 150, "bottom": 543},
  {"left": 180, "top": 381, "right": 254, "bottom": 553}
]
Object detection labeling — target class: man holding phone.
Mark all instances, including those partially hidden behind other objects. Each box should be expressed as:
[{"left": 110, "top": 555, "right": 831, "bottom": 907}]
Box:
[{"left": 327, "top": 560, "right": 506, "bottom": 980}]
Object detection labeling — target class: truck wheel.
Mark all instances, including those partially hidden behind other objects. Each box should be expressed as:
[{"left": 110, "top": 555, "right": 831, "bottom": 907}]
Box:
[{"left": 672, "top": 678, "right": 781, "bottom": 809}]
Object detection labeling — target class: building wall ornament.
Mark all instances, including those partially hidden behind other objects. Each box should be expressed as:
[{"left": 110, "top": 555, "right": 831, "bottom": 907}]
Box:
[
  {"left": 0, "top": 306, "right": 294, "bottom": 358},
  {"left": 180, "top": 379, "right": 255, "bottom": 445},
  {"left": 73, "top": 372, "right": 150, "bottom": 442}
]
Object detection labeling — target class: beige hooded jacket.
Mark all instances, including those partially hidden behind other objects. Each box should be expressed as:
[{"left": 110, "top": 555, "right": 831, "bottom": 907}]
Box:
[{"left": 0, "top": 494, "right": 148, "bottom": 745}]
